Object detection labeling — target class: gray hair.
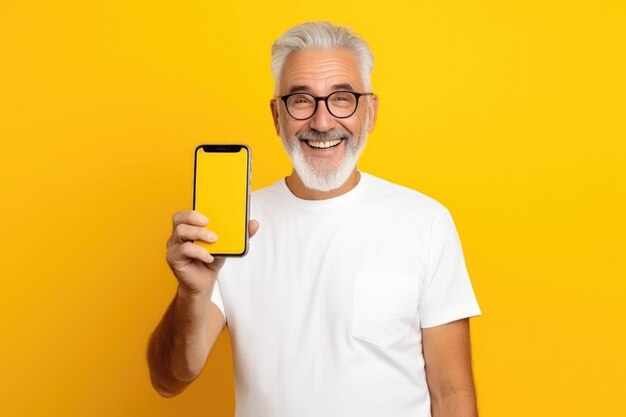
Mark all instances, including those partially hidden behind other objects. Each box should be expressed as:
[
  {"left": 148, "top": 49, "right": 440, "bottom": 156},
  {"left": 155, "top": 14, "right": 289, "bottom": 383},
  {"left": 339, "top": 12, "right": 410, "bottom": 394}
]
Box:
[{"left": 271, "top": 21, "right": 374, "bottom": 95}]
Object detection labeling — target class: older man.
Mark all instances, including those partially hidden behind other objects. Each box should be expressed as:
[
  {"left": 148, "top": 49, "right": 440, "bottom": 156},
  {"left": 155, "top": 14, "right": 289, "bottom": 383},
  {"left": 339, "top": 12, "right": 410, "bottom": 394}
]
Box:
[{"left": 148, "top": 21, "right": 481, "bottom": 417}]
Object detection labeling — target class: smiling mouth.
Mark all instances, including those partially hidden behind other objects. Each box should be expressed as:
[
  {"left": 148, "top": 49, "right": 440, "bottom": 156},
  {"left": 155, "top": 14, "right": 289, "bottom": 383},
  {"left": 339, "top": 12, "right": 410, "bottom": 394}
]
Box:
[{"left": 303, "top": 139, "right": 343, "bottom": 149}]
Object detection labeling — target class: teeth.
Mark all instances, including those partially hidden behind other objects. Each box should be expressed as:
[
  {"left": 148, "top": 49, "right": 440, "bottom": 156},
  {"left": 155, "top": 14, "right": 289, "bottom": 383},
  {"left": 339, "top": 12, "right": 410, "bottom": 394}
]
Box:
[{"left": 308, "top": 139, "right": 342, "bottom": 149}]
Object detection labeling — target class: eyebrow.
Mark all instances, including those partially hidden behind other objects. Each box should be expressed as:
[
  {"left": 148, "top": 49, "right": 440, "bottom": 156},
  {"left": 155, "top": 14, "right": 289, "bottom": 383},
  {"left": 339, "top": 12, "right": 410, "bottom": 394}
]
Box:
[
  {"left": 287, "top": 85, "right": 312, "bottom": 94},
  {"left": 331, "top": 83, "right": 356, "bottom": 92},
  {"left": 286, "top": 83, "right": 357, "bottom": 95}
]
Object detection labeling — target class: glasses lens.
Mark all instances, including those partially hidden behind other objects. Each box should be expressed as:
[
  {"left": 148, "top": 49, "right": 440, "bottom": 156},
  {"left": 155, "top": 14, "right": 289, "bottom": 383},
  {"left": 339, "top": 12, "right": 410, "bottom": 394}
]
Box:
[
  {"left": 328, "top": 91, "right": 357, "bottom": 118},
  {"left": 283, "top": 91, "right": 360, "bottom": 120},
  {"left": 286, "top": 93, "right": 316, "bottom": 119}
]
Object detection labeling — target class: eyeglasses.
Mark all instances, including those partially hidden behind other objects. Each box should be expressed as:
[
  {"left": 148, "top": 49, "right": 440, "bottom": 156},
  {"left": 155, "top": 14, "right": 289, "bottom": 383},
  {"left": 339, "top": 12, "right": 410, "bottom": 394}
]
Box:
[{"left": 278, "top": 91, "right": 374, "bottom": 121}]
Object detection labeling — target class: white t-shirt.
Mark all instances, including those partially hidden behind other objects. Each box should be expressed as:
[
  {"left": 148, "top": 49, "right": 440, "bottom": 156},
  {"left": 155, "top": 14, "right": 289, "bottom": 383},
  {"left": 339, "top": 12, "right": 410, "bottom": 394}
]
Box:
[{"left": 211, "top": 172, "right": 481, "bottom": 417}]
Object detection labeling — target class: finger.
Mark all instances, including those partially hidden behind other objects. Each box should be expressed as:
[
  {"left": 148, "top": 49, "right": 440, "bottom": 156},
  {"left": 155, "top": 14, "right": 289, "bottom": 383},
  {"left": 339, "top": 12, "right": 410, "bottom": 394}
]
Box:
[
  {"left": 249, "top": 219, "right": 260, "bottom": 238},
  {"left": 172, "top": 210, "right": 209, "bottom": 228},
  {"left": 209, "top": 256, "right": 226, "bottom": 270},
  {"left": 169, "top": 241, "right": 214, "bottom": 264},
  {"left": 170, "top": 223, "right": 217, "bottom": 247}
]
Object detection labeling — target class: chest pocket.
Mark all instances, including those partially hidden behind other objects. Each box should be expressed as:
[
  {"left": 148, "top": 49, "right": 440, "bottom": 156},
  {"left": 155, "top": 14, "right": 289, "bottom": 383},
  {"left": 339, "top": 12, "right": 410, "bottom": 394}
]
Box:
[{"left": 351, "top": 273, "right": 420, "bottom": 348}]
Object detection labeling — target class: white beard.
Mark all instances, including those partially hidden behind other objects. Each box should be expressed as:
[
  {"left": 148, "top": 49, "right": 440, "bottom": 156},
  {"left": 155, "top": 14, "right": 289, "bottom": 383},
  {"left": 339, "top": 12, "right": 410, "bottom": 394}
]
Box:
[{"left": 280, "top": 118, "right": 369, "bottom": 192}]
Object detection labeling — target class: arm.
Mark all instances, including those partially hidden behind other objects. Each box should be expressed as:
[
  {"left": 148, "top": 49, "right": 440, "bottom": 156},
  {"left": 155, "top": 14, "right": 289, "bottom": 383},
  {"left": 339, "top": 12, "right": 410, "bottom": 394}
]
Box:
[
  {"left": 147, "top": 210, "right": 259, "bottom": 397},
  {"left": 422, "top": 318, "right": 478, "bottom": 417},
  {"left": 147, "top": 289, "right": 225, "bottom": 397}
]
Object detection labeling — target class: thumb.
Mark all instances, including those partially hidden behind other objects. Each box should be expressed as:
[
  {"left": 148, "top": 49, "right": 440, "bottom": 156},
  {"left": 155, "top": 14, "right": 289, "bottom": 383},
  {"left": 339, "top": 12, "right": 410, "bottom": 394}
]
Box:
[{"left": 249, "top": 219, "right": 260, "bottom": 238}]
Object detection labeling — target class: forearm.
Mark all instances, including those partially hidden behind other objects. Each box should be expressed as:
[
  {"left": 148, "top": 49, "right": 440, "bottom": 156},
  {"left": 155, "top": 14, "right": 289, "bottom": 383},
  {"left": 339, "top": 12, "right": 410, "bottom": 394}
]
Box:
[
  {"left": 423, "top": 320, "right": 478, "bottom": 417},
  {"left": 147, "top": 286, "right": 214, "bottom": 397},
  {"left": 431, "top": 387, "right": 478, "bottom": 417}
]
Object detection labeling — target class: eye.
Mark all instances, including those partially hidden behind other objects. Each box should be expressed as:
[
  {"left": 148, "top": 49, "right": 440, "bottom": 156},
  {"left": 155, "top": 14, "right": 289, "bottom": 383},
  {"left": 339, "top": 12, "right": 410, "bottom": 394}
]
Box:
[
  {"left": 288, "top": 94, "right": 314, "bottom": 106},
  {"left": 330, "top": 92, "right": 355, "bottom": 107}
]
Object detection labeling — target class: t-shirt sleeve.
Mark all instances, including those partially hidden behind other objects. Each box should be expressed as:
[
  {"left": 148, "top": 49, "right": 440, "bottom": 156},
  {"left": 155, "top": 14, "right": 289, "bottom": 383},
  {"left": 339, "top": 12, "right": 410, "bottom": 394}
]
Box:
[
  {"left": 418, "top": 209, "right": 481, "bottom": 328},
  {"left": 211, "top": 279, "right": 226, "bottom": 322}
]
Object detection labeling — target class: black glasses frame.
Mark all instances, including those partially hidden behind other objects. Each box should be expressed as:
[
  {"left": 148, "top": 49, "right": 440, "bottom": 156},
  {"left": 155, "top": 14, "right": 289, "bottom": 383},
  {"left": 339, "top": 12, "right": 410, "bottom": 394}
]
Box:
[{"left": 279, "top": 91, "right": 374, "bottom": 121}]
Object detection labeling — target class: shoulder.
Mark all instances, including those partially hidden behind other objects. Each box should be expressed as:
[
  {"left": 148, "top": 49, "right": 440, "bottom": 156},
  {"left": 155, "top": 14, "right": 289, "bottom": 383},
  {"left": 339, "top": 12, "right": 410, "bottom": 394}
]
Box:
[
  {"left": 251, "top": 178, "right": 285, "bottom": 203},
  {"left": 249, "top": 179, "right": 289, "bottom": 218},
  {"left": 360, "top": 172, "right": 450, "bottom": 221}
]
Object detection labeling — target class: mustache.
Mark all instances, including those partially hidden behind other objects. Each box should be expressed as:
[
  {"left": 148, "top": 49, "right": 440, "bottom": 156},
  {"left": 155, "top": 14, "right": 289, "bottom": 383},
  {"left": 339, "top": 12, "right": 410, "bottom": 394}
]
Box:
[{"left": 296, "top": 129, "right": 352, "bottom": 142}]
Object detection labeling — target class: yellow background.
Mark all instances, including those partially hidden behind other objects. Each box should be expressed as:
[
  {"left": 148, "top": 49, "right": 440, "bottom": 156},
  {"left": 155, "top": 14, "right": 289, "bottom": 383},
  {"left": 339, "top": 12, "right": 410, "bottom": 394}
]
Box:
[{"left": 1, "top": 1, "right": 624, "bottom": 416}]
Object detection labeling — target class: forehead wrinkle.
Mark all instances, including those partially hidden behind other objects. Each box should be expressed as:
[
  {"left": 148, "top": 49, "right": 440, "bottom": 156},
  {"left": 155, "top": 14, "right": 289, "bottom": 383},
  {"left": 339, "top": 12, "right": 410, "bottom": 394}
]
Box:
[
  {"left": 283, "top": 61, "right": 358, "bottom": 82},
  {"left": 279, "top": 49, "right": 363, "bottom": 94}
]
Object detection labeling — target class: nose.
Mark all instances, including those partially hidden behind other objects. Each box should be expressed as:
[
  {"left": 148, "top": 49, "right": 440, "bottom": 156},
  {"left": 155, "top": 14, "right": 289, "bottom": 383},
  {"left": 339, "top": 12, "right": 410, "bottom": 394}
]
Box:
[{"left": 308, "top": 99, "right": 336, "bottom": 132}]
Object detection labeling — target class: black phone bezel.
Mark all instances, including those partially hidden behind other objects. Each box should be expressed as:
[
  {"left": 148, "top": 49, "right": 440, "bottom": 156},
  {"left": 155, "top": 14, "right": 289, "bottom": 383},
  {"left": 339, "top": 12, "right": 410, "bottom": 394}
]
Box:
[{"left": 192, "top": 144, "right": 251, "bottom": 257}]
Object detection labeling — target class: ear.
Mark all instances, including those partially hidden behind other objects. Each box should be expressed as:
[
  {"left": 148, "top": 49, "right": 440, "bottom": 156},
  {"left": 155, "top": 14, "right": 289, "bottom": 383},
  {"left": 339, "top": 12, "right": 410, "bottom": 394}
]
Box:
[
  {"left": 367, "top": 94, "right": 379, "bottom": 133},
  {"left": 270, "top": 99, "right": 280, "bottom": 135}
]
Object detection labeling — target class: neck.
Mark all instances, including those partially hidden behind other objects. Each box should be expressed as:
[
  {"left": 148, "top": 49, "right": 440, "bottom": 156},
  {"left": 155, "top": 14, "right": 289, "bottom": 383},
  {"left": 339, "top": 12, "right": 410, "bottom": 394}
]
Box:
[{"left": 285, "top": 169, "right": 361, "bottom": 200}]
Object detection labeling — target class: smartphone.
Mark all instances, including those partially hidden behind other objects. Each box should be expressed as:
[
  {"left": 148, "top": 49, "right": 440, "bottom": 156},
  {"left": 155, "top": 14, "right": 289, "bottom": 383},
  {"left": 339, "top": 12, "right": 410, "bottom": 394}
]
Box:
[{"left": 193, "top": 144, "right": 251, "bottom": 257}]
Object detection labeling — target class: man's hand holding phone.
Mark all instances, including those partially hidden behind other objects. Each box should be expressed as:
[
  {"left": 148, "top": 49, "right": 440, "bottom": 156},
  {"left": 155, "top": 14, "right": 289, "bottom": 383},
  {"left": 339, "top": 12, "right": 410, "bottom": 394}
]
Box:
[{"left": 166, "top": 210, "right": 259, "bottom": 297}]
